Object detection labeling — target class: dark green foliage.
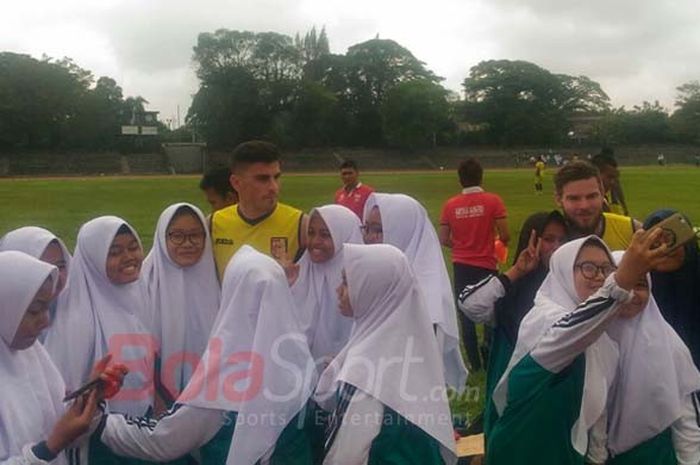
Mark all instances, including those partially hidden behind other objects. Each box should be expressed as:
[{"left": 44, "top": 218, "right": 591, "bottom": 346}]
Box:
[{"left": 0, "top": 52, "right": 148, "bottom": 153}]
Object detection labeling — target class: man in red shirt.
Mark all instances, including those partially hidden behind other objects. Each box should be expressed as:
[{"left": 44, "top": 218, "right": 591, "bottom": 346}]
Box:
[
  {"left": 439, "top": 158, "right": 510, "bottom": 371},
  {"left": 334, "top": 160, "right": 374, "bottom": 218}
]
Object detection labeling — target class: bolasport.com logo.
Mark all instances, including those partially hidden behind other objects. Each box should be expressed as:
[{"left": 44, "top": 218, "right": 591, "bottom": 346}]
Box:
[{"left": 96, "top": 333, "right": 481, "bottom": 412}]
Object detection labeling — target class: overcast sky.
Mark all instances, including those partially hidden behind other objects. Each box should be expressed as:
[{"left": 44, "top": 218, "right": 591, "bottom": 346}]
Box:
[{"left": 2, "top": 0, "right": 699, "bottom": 126}]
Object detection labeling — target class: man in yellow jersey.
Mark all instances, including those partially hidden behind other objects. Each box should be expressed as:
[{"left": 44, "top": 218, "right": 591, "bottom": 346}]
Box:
[
  {"left": 534, "top": 155, "right": 545, "bottom": 194},
  {"left": 211, "top": 140, "right": 308, "bottom": 279},
  {"left": 591, "top": 152, "right": 629, "bottom": 216},
  {"left": 554, "top": 160, "right": 640, "bottom": 250}
]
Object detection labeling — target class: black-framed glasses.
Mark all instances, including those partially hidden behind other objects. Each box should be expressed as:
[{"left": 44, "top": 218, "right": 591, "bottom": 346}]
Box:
[
  {"left": 168, "top": 230, "right": 205, "bottom": 246},
  {"left": 360, "top": 224, "right": 383, "bottom": 235},
  {"left": 574, "top": 261, "right": 616, "bottom": 279}
]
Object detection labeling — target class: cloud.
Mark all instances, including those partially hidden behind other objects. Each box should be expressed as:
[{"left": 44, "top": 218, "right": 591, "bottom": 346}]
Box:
[
  {"left": 1, "top": 0, "right": 699, "bottom": 120},
  {"left": 480, "top": 0, "right": 700, "bottom": 109}
]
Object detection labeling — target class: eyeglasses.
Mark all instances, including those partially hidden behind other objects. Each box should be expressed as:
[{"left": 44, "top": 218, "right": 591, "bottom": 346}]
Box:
[
  {"left": 167, "top": 231, "right": 205, "bottom": 246},
  {"left": 574, "top": 261, "right": 617, "bottom": 279},
  {"left": 360, "top": 224, "right": 383, "bottom": 235}
]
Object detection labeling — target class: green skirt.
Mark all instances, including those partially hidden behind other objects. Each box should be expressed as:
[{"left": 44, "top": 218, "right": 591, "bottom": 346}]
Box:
[
  {"left": 487, "top": 354, "right": 586, "bottom": 465},
  {"left": 608, "top": 428, "right": 676, "bottom": 465},
  {"left": 203, "top": 403, "right": 324, "bottom": 465},
  {"left": 367, "top": 407, "right": 445, "bottom": 465},
  {"left": 483, "top": 326, "right": 514, "bottom": 444}
]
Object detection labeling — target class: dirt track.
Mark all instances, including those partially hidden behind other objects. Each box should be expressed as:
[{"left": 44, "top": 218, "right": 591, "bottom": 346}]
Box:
[{"left": 0, "top": 164, "right": 672, "bottom": 182}]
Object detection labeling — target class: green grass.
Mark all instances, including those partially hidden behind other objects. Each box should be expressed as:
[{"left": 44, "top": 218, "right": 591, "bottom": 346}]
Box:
[
  {"left": 3, "top": 166, "right": 698, "bottom": 250},
  {"left": 1, "top": 165, "right": 699, "bottom": 421}
]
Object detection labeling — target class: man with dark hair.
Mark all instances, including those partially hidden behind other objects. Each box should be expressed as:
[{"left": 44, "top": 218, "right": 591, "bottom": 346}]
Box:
[
  {"left": 554, "top": 160, "right": 638, "bottom": 250},
  {"left": 334, "top": 159, "right": 374, "bottom": 218},
  {"left": 439, "top": 157, "right": 509, "bottom": 371},
  {"left": 210, "top": 140, "right": 308, "bottom": 279},
  {"left": 457, "top": 157, "right": 483, "bottom": 187},
  {"left": 199, "top": 166, "right": 238, "bottom": 213},
  {"left": 591, "top": 152, "right": 629, "bottom": 215}
]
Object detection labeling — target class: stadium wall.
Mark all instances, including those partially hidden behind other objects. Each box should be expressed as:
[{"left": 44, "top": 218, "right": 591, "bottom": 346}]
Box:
[{"left": 1, "top": 144, "right": 698, "bottom": 177}]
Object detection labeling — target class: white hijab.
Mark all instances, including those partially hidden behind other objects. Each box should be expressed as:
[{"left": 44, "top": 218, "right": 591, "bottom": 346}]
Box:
[
  {"left": 363, "top": 193, "right": 468, "bottom": 392},
  {"left": 142, "top": 203, "right": 220, "bottom": 397},
  {"left": 291, "top": 204, "right": 362, "bottom": 362},
  {"left": 314, "top": 244, "right": 457, "bottom": 465},
  {"left": 492, "top": 236, "right": 621, "bottom": 455},
  {"left": 181, "top": 245, "right": 316, "bottom": 465},
  {"left": 0, "top": 251, "right": 67, "bottom": 464},
  {"left": 43, "top": 216, "right": 154, "bottom": 416},
  {"left": 0, "top": 227, "right": 72, "bottom": 342},
  {"left": 606, "top": 251, "right": 700, "bottom": 455},
  {"left": 0, "top": 226, "right": 72, "bottom": 268}
]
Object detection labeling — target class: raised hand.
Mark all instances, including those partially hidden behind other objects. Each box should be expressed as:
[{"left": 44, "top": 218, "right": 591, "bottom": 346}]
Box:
[
  {"left": 615, "top": 228, "right": 669, "bottom": 290},
  {"left": 505, "top": 229, "right": 541, "bottom": 282},
  {"left": 276, "top": 251, "right": 300, "bottom": 286}
]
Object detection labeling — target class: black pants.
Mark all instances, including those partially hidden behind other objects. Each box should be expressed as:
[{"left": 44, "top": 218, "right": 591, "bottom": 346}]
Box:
[{"left": 454, "top": 262, "right": 496, "bottom": 371}]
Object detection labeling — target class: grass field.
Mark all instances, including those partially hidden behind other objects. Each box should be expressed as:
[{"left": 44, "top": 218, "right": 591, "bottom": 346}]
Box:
[
  {"left": 2, "top": 166, "right": 698, "bottom": 249},
  {"left": 1, "top": 165, "right": 699, "bottom": 421}
]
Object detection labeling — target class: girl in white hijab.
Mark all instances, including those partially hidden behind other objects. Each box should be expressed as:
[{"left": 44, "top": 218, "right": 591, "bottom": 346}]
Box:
[
  {"left": 0, "top": 227, "right": 72, "bottom": 341},
  {"left": 290, "top": 204, "right": 363, "bottom": 363},
  {"left": 142, "top": 203, "right": 220, "bottom": 402},
  {"left": 362, "top": 193, "right": 468, "bottom": 392},
  {"left": 488, "top": 232, "right": 668, "bottom": 465},
  {"left": 0, "top": 251, "right": 98, "bottom": 465},
  {"left": 43, "top": 216, "right": 154, "bottom": 419},
  {"left": 96, "top": 245, "right": 319, "bottom": 465},
  {"left": 0, "top": 227, "right": 71, "bottom": 285},
  {"left": 598, "top": 251, "right": 700, "bottom": 465},
  {"left": 316, "top": 243, "right": 458, "bottom": 465}
]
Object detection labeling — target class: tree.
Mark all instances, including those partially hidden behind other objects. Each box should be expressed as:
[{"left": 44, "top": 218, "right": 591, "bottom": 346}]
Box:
[
  {"left": 289, "top": 81, "right": 342, "bottom": 147},
  {"left": 0, "top": 53, "right": 88, "bottom": 150},
  {"left": 462, "top": 60, "right": 610, "bottom": 146},
  {"left": 302, "top": 53, "right": 351, "bottom": 96},
  {"left": 305, "top": 39, "right": 440, "bottom": 146},
  {"left": 192, "top": 30, "right": 258, "bottom": 81},
  {"left": 0, "top": 52, "right": 152, "bottom": 152},
  {"left": 190, "top": 31, "right": 443, "bottom": 147},
  {"left": 594, "top": 101, "right": 672, "bottom": 145},
  {"left": 193, "top": 29, "right": 302, "bottom": 84},
  {"left": 122, "top": 96, "right": 148, "bottom": 124},
  {"left": 251, "top": 32, "right": 302, "bottom": 83},
  {"left": 557, "top": 75, "right": 610, "bottom": 113},
  {"left": 187, "top": 67, "right": 268, "bottom": 148},
  {"left": 670, "top": 81, "right": 700, "bottom": 143},
  {"left": 191, "top": 29, "right": 305, "bottom": 147},
  {"left": 64, "top": 77, "right": 123, "bottom": 150},
  {"left": 295, "top": 26, "right": 330, "bottom": 64},
  {"left": 625, "top": 101, "right": 672, "bottom": 143},
  {"left": 675, "top": 81, "right": 700, "bottom": 107},
  {"left": 382, "top": 79, "right": 450, "bottom": 148},
  {"left": 344, "top": 39, "right": 440, "bottom": 107}
]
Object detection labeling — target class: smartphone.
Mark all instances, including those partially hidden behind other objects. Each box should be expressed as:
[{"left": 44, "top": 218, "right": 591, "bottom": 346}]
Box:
[
  {"left": 647, "top": 213, "right": 696, "bottom": 251},
  {"left": 63, "top": 378, "right": 103, "bottom": 402}
]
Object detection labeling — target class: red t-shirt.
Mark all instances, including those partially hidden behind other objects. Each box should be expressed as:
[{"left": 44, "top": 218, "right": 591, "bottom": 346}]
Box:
[
  {"left": 335, "top": 183, "right": 375, "bottom": 219},
  {"left": 440, "top": 188, "right": 507, "bottom": 270}
]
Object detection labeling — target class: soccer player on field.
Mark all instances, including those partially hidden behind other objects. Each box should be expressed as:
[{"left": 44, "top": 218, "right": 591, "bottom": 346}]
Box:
[
  {"left": 554, "top": 161, "right": 640, "bottom": 250},
  {"left": 210, "top": 141, "right": 308, "bottom": 279},
  {"left": 534, "top": 155, "right": 545, "bottom": 194}
]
